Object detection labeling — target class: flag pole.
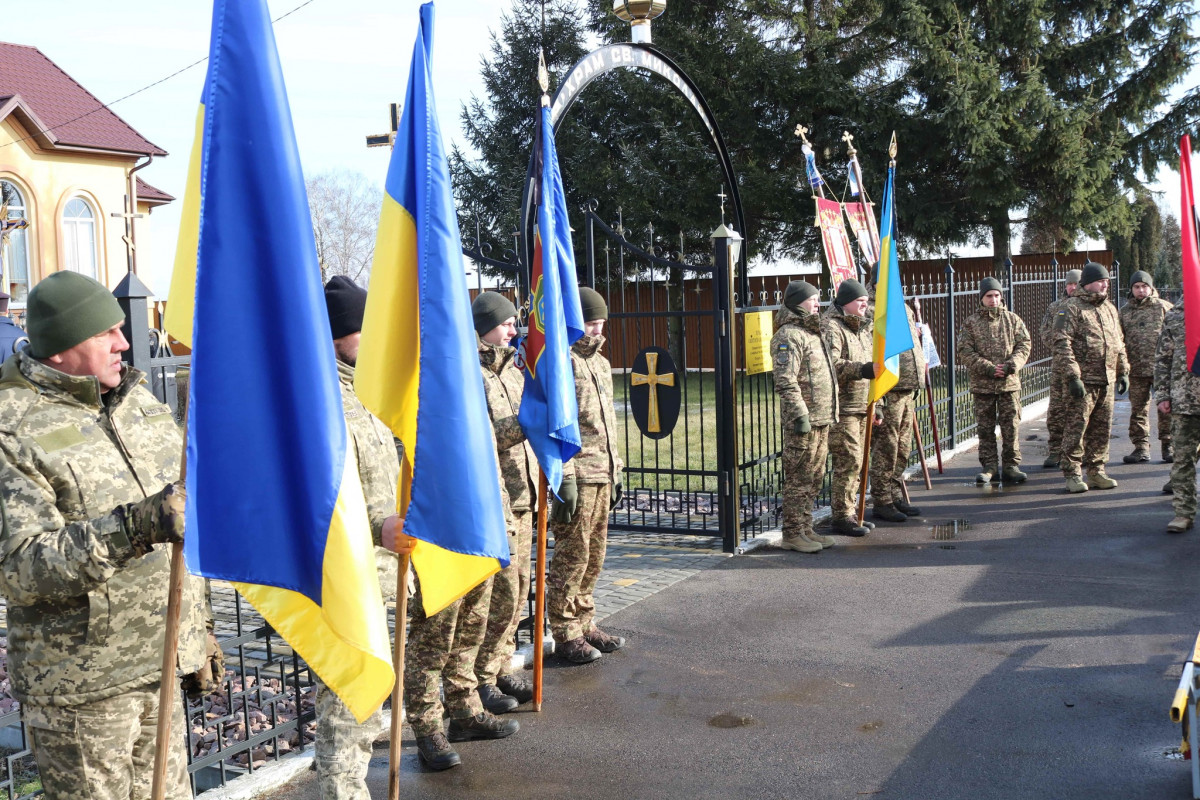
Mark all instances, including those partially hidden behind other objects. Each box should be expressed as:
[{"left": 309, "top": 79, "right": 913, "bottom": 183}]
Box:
[
  {"left": 857, "top": 401, "right": 875, "bottom": 523},
  {"left": 534, "top": 471, "right": 549, "bottom": 711},
  {"left": 388, "top": 463, "right": 412, "bottom": 800},
  {"left": 911, "top": 407, "right": 934, "bottom": 490},
  {"left": 912, "top": 297, "right": 943, "bottom": 472}
]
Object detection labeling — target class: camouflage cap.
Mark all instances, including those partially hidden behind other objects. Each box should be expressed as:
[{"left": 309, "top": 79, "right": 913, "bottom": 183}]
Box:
[{"left": 26, "top": 271, "right": 124, "bottom": 358}]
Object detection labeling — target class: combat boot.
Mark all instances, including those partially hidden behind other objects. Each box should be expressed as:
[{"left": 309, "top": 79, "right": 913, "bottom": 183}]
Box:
[
  {"left": 1122, "top": 447, "right": 1151, "bottom": 464},
  {"left": 477, "top": 684, "right": 518, "bottom": 714},
  {"left": 416, "top": 732, "right": 461, "bottom": 770},
  {"left": 976, "top": 469, "right": 994, "bottom": 485},
  {"left": 1163, "top": 443, "right": 1175, "bottom": 463},
  {"left": 448, "top": 711, "right": 519, "bottom": 742},
  {"left": 1042, "top": 455, "right": 1059, "bottom": 469},
  {"left": 830, "top": 517, "right": 868, "bottom": 537},
  {"left": 1065, "top": 475, "right": 1089, "bottom": 494},
  {"left": 1001, "top": 466, "right": 1027, "bottom": 484},
  {"left": 1164, "top": 481, "right": 1174, "bottom": 495},
  {"left": 1087, "top": 472, "right": 1118, "bottom": 490},
  {"left": 780, "top": 534, "right": 822, "bottom": 553},
  {"left": 872, "top": 503, "right": 907, "bottom": 523},
  {"left": 584, "top": 627, "right": 626, "bottom": 653},
  {"left": 807, "top": 530, "right": 836, "bottom": 548},
  {"left": 556, "top": 636, "right": 602, "bottom": 664},
  {"left": 894, "top": 498, "right": 921, "bottom": 517},
  {"left": 496, "top": 673, "right": 534, "bottom": 704},
  {"left": 1167, "top": 516, "right": 1193, "bottom": 534}
]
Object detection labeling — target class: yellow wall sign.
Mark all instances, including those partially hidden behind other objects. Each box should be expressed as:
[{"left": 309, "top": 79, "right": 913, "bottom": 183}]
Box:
[{"left": 744, "top": 311, "right": 774, "bottom": 375}]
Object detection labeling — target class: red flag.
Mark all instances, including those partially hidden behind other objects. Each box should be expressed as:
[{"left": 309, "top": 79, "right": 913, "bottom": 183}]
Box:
[{"left": 1183, "top": 134, "right": 1200, "bottom": 374}]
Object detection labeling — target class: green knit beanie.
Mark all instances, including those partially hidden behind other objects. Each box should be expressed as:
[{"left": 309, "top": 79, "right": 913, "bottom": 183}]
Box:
[
  {"left": 784, "top": 280, "right": 819, "bottom": 313},
  {"left": 471, "top": 291, "right": 518, "bottom": 336},
  {"left": 834, "top": 279, "right": 867, "bottom": 307},
  {"left": 1130, "top": 270, "right": 1153, "bottom": 289},
  {"left": 578, "top": 286, "right": 608, "bottom": 321},
  {"left": 27, "top": 272, "right": 125, "bottom": 359},
  {"left": 979, "top": 277, "right": 1003, "bottom": 298}
]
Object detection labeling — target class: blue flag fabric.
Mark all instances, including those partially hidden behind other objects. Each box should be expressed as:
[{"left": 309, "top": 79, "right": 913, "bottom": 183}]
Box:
[{"left": 518, "top": 105, "right": 584, "bottom": 496}]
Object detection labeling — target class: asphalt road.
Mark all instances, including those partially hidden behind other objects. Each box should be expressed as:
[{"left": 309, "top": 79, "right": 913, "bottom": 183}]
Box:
[{"left": 267, "top": 408, "right": 1200, "bottom": 800}]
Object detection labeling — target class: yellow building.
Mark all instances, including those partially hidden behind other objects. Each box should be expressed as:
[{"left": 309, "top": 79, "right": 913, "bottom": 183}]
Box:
[{"left": 0, "top": 41, "right": 172, "bottom": 311}]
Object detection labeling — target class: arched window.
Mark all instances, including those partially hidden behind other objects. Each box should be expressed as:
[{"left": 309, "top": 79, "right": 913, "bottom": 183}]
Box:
[
  {"left": 1, "top": 181, "right": 30, "bottom": 303},
  {"left": 62, "top": 196, "right": 98, "bottom": 281}
]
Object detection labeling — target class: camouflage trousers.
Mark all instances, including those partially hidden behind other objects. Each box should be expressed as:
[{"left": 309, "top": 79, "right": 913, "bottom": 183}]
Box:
[
  {"left": 1128, "top": 375, "right": 1171, "bottom": 450},
  {"left": 315, "top": 680, "right": 383, "bottom": 800},
  {"left": 1170, "top": 414, "right": 1200, "bottom": 519},
  {"left": 782, "top": 425, "right": 829, "bottom": 540},
  {"left": 403, "top": 577, "right": 491, "bottom": 737},
  {"left": 1059, "top": 383, "right": 1114, "bottom": 478},
  {"left": 1045, "top": 373, "right": 1068, "bottom": 456},
  {"left": 476, "top": 510, "right": 533, "bottom": 685},
  {"left": 871, "top": 390, "right": 916, "bottom": 505},
  {"left": 548, "top": 482, "right": 610, "bottom": 643},
  {"left": 829, "top": 414, "right": 867, "bottom": 522},
  {"left": 974, "top": 391, "right": 1021, "bottom": 470},
  {"left": 23, "top": 682, "right": 189, "bottom": 800}
]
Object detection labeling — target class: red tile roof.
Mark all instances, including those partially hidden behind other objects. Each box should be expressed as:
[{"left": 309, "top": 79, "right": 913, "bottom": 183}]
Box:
[
  {"left": 136, "top": 176, "right": 174, "bottom": 205},
  {"left": 0, "top": 42, "right": 165, "bottom": 157}
]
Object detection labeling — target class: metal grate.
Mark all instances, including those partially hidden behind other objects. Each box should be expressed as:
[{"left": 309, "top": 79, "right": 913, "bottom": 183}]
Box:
[{"left": 932, "top": 519, "right": 970, "bottom": 540}]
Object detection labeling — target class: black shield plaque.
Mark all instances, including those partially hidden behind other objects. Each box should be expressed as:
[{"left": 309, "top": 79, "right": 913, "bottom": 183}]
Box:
[{"left": 628, "top": 346, "right": 681, "bottom": 440}]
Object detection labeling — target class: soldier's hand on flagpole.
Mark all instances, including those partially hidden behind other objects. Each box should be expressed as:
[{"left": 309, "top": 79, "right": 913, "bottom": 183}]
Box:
[
  {"left": 1159, "top": 400, "right": 1171, "bottom": 414},
  {"left": 382, "top": 515, "right": 415, "bottom": 555}
]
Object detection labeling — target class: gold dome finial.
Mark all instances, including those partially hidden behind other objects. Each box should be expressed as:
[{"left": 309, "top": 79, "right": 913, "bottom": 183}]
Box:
[{"left": 612, "top": 0, "right": 667, "bottom": 44}]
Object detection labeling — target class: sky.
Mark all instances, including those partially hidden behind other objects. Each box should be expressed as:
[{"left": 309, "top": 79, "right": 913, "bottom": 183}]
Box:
[{"left": 3, "top": 1, "right": 1196, "bottom": 295}]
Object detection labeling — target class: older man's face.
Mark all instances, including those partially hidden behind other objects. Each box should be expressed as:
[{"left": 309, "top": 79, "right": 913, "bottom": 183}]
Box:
[{"left": 47, "top": 323, "right": 129, "bottom": 390}]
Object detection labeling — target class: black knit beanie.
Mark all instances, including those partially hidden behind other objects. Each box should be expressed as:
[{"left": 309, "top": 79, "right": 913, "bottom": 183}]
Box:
[
  {"left": 783, "top": 280, "right": 819, "bottom": 313},
  {"left": 324, "top": 276, "right": 367, "bottom": 339}
]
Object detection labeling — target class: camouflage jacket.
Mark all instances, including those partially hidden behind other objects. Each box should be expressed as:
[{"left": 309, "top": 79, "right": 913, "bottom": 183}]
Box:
[
  {"left": 1053, "top": 289, "right": 1129, "bottom": 386},
  {"left": 957, "top": 306, "right": 1031, "bottom": 394},
  {"left": 338, "top": 360, "right": 400, "bottom": 600},
  {"left": 1120, "top": 294, "right": 1173, "bottom": 377},
  {"left": 772, "top": 306, "right": 839, "bottom": 427},
  {"left": 563, "top": 335, "right": 623, "bottom": 485},
  {"left": 479, "top": 339, "right": 538, "bottom": 512},
  {"left": 821, "top": 303, "right": 873, "bottom": 415},
  {"left": 0, "top": 352, "right": 206, "bottom": 706},
  {"left": 889, "top": 302, "right": 927, "bottom": 395},
  {"left": 1154, "top": 301, "right": 1200, "bottom": 415},
  {"left": 1040, "top": 294, "right": 1073, "bottom": 352}
]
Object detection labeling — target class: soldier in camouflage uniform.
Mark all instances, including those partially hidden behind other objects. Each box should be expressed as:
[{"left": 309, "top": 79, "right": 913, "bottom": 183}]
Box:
[
  {"left": 0, "top": 272, "right": 208, "bottom": 800},
  {"left": 774, "top": 281, "right": 839, "bottom": 553},
  {"left": 1119, "top": 270, "right": 1173, "bottom": 464},
  {"left": 870, "top": 300, "right": 926, "bottom": 522},
  {"left": 957, "top": 277, "right": 1032, "bottom": 484},
  {"left": 548, "top": 287, "right": 625, "bottom": 664},
  {"left": 1039, "top": 269, "right": 1081, "bottom": 468},
  {"left": 1053, "top": 262, "right": 1129, "bottom": 493},
  {"left": 821, "top": 280, "right": 874, "bottom": 537},
  {"left": 1154, "top": 298, "right": 1199, "bottom": 532},
  {"left": 471, "top": 292, "right": 538, "bottom": 712},
  {"left": 315, "top": 277, "right": 406, "bottom": 795}
]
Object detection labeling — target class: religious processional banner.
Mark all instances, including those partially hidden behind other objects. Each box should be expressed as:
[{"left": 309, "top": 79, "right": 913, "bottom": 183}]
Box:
[
  {"left": 815, "top": 196, "right": 857, "bottom": 290},
  {"left": 843, "top": 201, "right": 881, "bottom": 267}
]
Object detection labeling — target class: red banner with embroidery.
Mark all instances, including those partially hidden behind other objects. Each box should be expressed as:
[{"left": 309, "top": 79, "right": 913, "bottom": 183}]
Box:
[
  {"left": 815, "top": 196, "right": 857, "bottom": 290},
  {"left": 842, "top": 200, "right": 880, "bottom": 269}
]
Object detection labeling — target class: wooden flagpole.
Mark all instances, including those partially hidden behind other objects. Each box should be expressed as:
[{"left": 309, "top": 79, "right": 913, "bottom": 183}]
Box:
[
  {"left": 857, "top": 400, "right": 876, "bottom": 523},
  {"left": 388, "top": 462, "right": 412, "bottom": 800},
  {"left": 534, "top": 472, "right": 550, "bottom": 711},
  {"left": 911, "top": 407, "right": 934, "bottom": 490},
  {"left": 912, "top": 297, "right": 943, "bottom": 473}
]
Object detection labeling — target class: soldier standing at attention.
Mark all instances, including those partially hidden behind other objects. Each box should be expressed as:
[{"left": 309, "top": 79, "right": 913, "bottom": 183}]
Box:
[
  {"left": 958, "top": 277, "right": 1032, "bottom": 484},
  {"left": 1154, "top": 298, "right": 1198, "bottom": 533},
  {"left": 471, "top": 292, "right": 538, "bottom": 711},
  {"left": 1119, "top": 270, "right": 1173, "bottom": 464},
  {"left": 1053, "top": 261, "right": 1129, "bottom": 493},
  {"left": 0, "top": 271, "right": 208, "bottom": 800},
  {"left": 870, "top": 298, "right": 926, "bottom": 523},
  {"left": 1039, "top": 269, "right": 1081, "bottom": 469},
  {"left": 548, "top": 286, "right": 625, "bottom": 664},
  {"left": 821, "top": 279, "right": 874, "bottom": 537},
  {"left": 316, "top": 276, "right": 407, "bottom": 797},
  {"left": 773, "top": 280, "right": 839, "bottom": 553}
]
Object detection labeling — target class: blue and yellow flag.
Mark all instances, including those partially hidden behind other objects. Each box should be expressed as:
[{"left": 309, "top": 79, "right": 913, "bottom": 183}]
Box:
[
  {"left": 869, "top": 159, "right": 914, "bottom": 401},
  {"left": 164, "top": 0, "right": 393, "bottom": 724},
  {"left": 355, "top": 1, "right": 509, "bottom": 617},
  {"left": 518, "top": 104, "right": 584, "bottom": 496}
]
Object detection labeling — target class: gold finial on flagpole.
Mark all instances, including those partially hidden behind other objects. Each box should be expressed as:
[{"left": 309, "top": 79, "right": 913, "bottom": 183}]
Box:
[
  {"left": 841, "top": 130, "right": 856, "bottom": 158},
  {"left": 538, "top": 50, "right": 550, "bottom": 107},
  {"left": 888, "top": 131, "right": 898, "bottom": 165},
  {"left": 794, "top": 124, "right": 812, "bottom": 146}
]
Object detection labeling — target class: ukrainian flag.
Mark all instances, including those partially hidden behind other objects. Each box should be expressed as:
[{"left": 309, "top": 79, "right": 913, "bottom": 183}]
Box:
[
  {"left": 355, "top": 1, "right": 509, "bottom": 617},
  {"left": 164, "top": 0, "right": 392, "bottom": 723},
  {"left": 869, "top": 158, "right": 915, "bottom": 401}
]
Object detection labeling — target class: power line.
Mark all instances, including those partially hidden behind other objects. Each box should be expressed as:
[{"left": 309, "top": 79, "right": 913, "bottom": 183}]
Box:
[{"left": 0, "top": 0, "right": 317, "bottom": 151}]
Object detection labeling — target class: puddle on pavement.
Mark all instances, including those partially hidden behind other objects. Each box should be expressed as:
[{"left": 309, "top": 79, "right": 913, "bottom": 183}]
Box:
[
  {"left": 932, "top": 519, "right": 970, "bottom": 540},
  {"left": 709, "top": 712, "right": 756, "bottom": 729},
  {"left": 859, "top": 720, "right": 884, "bottom": 733}
]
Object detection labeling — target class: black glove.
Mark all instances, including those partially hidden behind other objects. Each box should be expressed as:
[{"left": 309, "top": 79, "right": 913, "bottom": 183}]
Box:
[
  {"left": 859, "top": 362, "right": 876, "bottom": 379},
  {"left": 181, "top": 630, "right": 226, "bottom": 699},
  {"left": 1068, "top": 378, "right": 1085, "bottom": 399},
  {"left": 610, "top": 483, "right": 623, "bottom": 511},
  {"left": 793, "top": 415, "right": 812, "bottom": 435},
  {"left": 551, "top": 477, "right": 579, "bottom": 525},
  {"left": 120, "top": 482, "right": 186, "bottom": 554},
  {"left": 1115, "top": 375, "right": 1129, "bottom": 395},
  {"left": 1004, "top": 362, "right": 1017, "bottom": 376}
]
